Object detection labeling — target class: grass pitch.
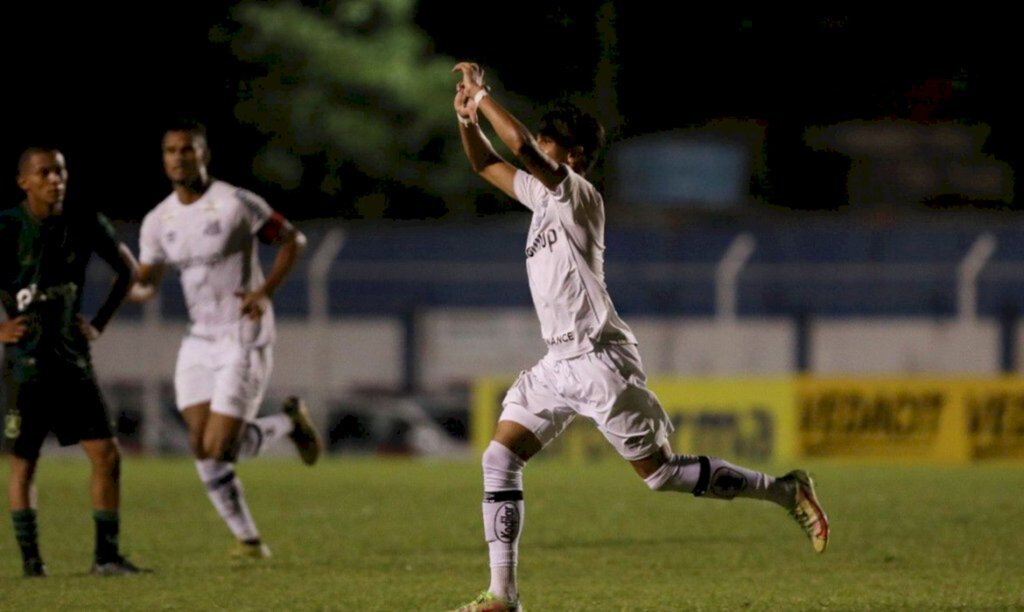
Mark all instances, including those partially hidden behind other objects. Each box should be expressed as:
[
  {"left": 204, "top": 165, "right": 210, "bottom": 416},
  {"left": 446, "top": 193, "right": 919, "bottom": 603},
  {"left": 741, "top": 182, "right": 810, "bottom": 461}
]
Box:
[{"left": 2, "top": 456, "right": 1022, "bottom": 611}]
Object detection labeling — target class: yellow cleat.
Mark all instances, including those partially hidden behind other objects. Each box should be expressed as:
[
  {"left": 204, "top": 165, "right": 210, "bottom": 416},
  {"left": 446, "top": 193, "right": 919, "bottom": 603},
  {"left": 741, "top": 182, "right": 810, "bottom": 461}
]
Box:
[
  {"left": 782, "top": 469, "right": 830, "bottom": 553},
  {"left": 230, "top": 540, "right": 272, "bottom": 560}
]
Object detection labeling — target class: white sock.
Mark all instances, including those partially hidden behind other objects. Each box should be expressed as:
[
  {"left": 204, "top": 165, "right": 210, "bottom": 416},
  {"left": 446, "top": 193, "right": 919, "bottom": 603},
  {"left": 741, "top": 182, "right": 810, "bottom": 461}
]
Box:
[
  {"left": 644, "top": 454, "right": 794, "bottom": 507},
  {"left": 482, "top": 441, "right": 525, "bottom": 601},
  {"left": 237, "top": 414, "right": 294, "bottom": 459},
  {"left": 195, "top": 459, "right": 261, "bottom": 541}
]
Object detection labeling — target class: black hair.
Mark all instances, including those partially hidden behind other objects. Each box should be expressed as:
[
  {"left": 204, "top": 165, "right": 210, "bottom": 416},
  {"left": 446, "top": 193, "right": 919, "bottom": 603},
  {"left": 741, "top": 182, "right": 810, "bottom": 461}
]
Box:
[
  {"left": 537, "top": 103, "right": 605, "bottom": 171},
  {"left": 164, "top": 118, "right": 208, "bottom": 141},
  {"left": 17, "top": 146, "right": 61, "bottom": 176}
]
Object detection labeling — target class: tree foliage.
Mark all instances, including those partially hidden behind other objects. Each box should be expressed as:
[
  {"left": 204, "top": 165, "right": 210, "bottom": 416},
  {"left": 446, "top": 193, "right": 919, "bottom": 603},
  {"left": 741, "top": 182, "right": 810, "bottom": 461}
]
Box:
[{"left": 229, "top": 0, "right": 476, "bottom": 217}]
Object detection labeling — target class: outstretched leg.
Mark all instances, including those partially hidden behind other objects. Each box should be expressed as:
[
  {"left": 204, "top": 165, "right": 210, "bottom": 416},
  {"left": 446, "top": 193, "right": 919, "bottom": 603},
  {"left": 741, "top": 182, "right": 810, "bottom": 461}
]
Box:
[
  {"left": 634, "top": 447, "right": 829, "bottom": 552},
  {"left": 235, "top": 397, "right": 322, "bottom": 465}
]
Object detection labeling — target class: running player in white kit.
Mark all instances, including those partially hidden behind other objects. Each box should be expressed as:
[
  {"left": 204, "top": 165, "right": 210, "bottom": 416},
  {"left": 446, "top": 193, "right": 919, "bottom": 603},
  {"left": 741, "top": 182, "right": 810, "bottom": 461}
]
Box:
[
  {"left": 131, "top": 120, "right": 322, "bottom": 559},
  {"left": 449, "top": 63, "right": 830, "bottom": 612}
]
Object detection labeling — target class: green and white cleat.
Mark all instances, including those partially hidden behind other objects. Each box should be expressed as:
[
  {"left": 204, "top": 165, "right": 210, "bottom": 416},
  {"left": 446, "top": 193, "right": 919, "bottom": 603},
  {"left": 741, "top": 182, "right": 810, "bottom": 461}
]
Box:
[
  {"left": 283, "top": 396, "right": 322, "bottom": 465},
  {"left": 230, "top": 540, "right": 272, "bottom": 560},
  {"left": 450, "top": 591, "right": 522, "bottom": 612},
  {"left": 781, "top": 469, "right": 830, "bottom": 553}
]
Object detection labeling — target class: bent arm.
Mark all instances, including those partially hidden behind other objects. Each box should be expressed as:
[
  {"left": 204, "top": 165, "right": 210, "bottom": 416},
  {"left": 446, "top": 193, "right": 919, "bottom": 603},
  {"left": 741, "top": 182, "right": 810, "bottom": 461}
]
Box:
[
  {"left": 91, "top": 242, "right": 135, "bottom": 333},
  {"left": 452, "top": 61, "right": 566, "bottom": 191},
  {"left": 260, "top": 227, "right": 306, "bottom": 298},
  {"left": 458, "top": 119, "right": 519, "bottom": 200},
  {"left": 475, "top": 94, "right": 566, "bottom": 192}
]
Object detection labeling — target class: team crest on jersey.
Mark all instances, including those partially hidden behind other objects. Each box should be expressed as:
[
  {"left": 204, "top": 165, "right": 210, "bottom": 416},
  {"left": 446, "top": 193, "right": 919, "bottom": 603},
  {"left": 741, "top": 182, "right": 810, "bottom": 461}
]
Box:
[
  {"left": 165, "top": 230, "right": 176, "bottom": 244},
  {"left": 203, "top": 219, "right": 222, "bottom": 236}
]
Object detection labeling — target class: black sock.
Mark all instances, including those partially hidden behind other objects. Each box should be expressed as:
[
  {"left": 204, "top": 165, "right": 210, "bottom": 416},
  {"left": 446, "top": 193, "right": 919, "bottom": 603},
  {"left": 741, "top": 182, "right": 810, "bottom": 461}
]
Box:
[
  {"left": 93, "top": 510, "right": 120, "bottom": 563},
  {"left": 11, "top": 509, "right": 41, "bottom": 562}
]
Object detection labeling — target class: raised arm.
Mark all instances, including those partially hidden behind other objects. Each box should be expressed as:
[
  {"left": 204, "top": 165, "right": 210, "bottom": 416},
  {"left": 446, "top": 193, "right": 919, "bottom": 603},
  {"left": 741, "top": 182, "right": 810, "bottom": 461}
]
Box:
[
  {"left": 453, "top": 62, "right": 567, "bottom": 191},
  {"left": 454, "top": 82, "right": 518, "bottom": 199}
]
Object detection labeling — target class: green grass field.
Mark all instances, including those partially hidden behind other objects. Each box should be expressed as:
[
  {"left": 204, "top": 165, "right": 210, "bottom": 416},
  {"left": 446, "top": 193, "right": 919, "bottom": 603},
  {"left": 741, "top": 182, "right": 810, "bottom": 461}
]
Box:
[{"left": 2, "top": 456, "right": 1022, "bottom": 611}]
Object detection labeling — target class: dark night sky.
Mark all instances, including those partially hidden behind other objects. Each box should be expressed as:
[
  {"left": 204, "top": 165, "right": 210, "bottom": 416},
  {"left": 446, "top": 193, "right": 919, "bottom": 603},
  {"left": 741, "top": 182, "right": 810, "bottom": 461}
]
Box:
[{"left": 4, "top": 3, "right": 1018, "bottom": 219}]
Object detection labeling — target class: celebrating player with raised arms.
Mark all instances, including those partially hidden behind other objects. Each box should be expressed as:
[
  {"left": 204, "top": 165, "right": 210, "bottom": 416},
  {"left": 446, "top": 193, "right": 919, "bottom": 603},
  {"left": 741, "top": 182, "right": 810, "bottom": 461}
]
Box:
[{"left": 448, "top": 63, "right": 830, "bottom": 612}]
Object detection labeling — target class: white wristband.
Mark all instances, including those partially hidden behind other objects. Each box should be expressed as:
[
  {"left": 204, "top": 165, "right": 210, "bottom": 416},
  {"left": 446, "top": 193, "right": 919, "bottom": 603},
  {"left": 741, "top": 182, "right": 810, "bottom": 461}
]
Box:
[
  {"left": 473, "top": 88, "right": 489, "bottom": 105},
  {"left": 457, "top": 114, "right": 472, "bottom": 127}
]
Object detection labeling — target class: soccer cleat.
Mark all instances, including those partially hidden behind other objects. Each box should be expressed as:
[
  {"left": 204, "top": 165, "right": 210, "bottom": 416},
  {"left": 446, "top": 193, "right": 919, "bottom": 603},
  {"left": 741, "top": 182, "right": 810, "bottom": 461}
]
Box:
[
  {"left": 781, "top": 469, "right": 830, "bottom": 553},
  {"left": 450, "top": 591, "right": 522, "bottom": 612},
  {"left": 230, "top": 540, "right": 272, "bottom": 560},
  {"left": 283, "top": 396, "right": 322, "bottom": 465},
  {"left": 22, "top": 557, "right": 48, "bottom": 577},
  {"left": 90, "top": 556, "right": 151, "bottom": 576}
]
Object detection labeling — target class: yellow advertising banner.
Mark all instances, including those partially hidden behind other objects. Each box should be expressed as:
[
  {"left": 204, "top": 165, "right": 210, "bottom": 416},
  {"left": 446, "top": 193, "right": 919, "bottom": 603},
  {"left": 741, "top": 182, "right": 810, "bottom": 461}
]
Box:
[
  {"left": 795, "top": 378, "right": 969, "bottom": 462},
  {"left": 795, "top": 377, "right": 1024, "bottom": 462},
  {"left": 960, "top": 378, "right": 1024, "bottom": 460},
  {"left": 649, "top": 378, "right": 796, "bottom": 463},
  {"left": 472, "top": 375, "right": 1024, "bottom": 463}
]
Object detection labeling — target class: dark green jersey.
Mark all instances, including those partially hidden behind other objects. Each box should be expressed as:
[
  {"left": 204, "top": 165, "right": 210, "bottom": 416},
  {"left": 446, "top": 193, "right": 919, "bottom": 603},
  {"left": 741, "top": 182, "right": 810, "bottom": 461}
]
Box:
[{"left": 0, "top": 203, "right": 126, "bottom": 382}]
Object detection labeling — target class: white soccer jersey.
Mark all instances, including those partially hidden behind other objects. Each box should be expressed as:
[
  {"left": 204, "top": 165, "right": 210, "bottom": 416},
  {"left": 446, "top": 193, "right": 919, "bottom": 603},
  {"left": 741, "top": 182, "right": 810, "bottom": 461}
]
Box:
[
  {"left": 139, "top": 180, "right": 276, "bottom": 346},
  {"left": 513, "top": 167, "right": 636, "bottom": 359}
]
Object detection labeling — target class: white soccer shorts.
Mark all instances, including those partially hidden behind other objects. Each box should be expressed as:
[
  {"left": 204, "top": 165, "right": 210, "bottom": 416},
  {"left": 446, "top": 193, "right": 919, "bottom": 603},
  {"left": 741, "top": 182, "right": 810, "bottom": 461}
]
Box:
[
  {"left": 500, "top": 343, "right": 673, "bottom": 461},
  {"left": 174, "top": 334, "right": 273, "bottom": 420}
]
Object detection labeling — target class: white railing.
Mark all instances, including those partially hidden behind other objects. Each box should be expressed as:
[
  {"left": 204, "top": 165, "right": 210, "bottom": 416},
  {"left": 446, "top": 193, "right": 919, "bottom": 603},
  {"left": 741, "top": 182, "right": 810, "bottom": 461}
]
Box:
[
  {"left": 957, "top": 233, "right": 997, "bottom": 322},
  {"left": 60, "top": 229, "right": 1024, "bottom": 455}
]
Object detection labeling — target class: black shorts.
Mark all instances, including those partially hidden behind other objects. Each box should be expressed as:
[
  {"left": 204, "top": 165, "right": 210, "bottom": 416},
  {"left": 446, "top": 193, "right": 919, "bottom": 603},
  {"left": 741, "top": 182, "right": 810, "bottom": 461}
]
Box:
[{"left": 3, "top": 372, "right": 114, "bottom": 460}]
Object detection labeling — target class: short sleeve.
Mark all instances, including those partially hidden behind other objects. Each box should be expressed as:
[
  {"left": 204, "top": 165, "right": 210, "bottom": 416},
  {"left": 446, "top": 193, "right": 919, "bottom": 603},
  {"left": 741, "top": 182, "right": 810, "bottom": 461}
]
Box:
[
  {"left": 512, "top": 170, "right": 549, "bottom": 212},
  {"left": 235, "top": 188, "right": 273, "bottom": 235},
  {"left": 138, "top": 211, "right": 165, "bottom": 265},
  {"left": 548, "top": 166, "right": 597, "bottom": 211}
]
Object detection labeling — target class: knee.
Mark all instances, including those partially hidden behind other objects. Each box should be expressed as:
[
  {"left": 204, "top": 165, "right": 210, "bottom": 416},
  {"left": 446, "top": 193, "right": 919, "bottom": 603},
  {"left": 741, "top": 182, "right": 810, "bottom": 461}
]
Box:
[
  {"left": 188, "top": 431, "right": 208, "bottom": 459},
  {"left": 206, "top": 435, "right": 238, "bottom": 462},
  {"left": 482, "top": 441, "right": 525, "bottom": 471},
  {"left": 8, "top": 457, "right": 37, "bottom": 486},
  {"left": 482, "top": 441, "right": 526, "bottom": 491},
  {"left": 643, "top": 456, "right": 678, "bottom": 492},
  {"left": 644, "top": 466, "right": 667, "bottom": 491}
]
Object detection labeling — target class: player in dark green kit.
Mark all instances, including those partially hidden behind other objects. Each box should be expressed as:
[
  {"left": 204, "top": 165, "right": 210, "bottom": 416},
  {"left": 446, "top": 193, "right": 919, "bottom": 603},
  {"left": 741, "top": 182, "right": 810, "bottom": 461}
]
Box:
[{"left": 0, "top": 147, "right": 146, "bottom": 576}]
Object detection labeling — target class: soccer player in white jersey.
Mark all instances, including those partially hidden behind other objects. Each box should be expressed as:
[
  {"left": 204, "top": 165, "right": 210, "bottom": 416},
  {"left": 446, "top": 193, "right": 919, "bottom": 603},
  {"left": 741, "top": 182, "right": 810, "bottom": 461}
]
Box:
[
  {"left": 448, "top": 63, "right": 830, "bottom": 612},
  {"left": 130, "top": 120, "right": 322, "bottom": 559}
]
